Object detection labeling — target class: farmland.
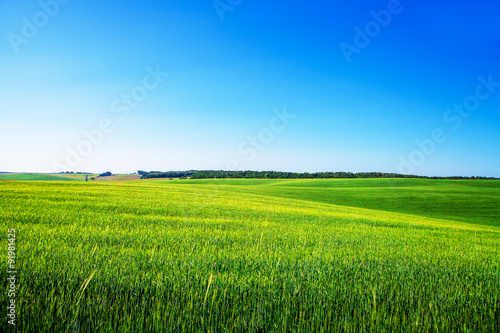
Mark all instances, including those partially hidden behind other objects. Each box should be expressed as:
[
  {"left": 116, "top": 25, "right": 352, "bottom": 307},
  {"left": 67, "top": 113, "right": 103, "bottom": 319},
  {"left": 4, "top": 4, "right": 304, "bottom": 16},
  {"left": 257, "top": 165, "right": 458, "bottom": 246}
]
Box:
[
  {"left": 0, "top": 173, "right": 97, "bottom": 181},
  {"left": 1, "top": 178, "right": 499, "bottom": 332}
]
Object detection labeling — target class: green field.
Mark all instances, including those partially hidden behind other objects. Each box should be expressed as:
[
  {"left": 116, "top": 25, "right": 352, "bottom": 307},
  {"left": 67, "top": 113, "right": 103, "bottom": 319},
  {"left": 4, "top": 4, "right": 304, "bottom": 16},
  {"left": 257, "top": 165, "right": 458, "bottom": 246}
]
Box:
[
  {"left": 179, "top": 178, "right": 500, "bottom": 227},
  {"left": 1, "top": 179, "right": 499, "bottom": 332},
  {"left": 0, "top": 173, "right": 97, "bottom": 181}
]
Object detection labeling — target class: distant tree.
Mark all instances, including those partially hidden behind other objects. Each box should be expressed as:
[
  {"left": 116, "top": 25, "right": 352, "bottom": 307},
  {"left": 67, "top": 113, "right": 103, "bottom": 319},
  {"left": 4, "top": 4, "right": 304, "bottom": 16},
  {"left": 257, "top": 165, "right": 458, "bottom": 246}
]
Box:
[{"left": 99, "top": 172, "right": 112, "bottom": 177}]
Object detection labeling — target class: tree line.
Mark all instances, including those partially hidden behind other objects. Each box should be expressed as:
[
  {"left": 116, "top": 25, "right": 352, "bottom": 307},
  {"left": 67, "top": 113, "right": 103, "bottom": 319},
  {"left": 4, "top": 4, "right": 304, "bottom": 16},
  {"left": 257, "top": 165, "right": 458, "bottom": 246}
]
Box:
[{"left": 139, "top": 170, "right": 497, "bottom": 180}]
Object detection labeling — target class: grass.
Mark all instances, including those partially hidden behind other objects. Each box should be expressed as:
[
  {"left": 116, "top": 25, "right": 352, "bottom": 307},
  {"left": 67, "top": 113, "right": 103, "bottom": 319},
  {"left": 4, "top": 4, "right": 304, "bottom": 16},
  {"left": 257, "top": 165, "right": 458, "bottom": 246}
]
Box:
[
  {"left": 175, "top": 178, "right": 500, "bottom": 227},
  {"left": 0, "top": 173, "right": 97, "bottom": 181},
  {"left": 0, "top": 179, "right": 499, "bottom": 332}
]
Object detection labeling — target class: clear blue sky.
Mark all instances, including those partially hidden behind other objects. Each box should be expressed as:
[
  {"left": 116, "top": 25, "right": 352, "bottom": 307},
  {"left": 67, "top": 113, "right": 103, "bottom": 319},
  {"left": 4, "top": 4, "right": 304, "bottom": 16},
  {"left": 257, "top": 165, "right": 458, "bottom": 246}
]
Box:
[{"left": 1, "top": 0, "right": 499, "bottom": 176}]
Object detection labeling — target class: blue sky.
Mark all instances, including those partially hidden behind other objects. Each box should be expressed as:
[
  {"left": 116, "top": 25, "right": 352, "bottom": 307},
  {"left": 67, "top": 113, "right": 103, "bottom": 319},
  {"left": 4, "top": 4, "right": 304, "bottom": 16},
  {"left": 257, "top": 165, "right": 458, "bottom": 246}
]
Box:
[{"left": 1, "top": 0, "right": 499, "bottom": 176}]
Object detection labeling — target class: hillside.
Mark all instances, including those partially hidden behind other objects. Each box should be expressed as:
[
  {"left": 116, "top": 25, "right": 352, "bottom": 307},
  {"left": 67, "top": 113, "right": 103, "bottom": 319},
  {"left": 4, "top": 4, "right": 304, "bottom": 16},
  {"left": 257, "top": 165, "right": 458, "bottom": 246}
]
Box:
[{"left": 168, "top": 178, "right": 500, "bottom": 227}]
